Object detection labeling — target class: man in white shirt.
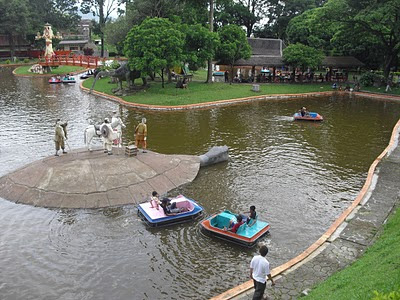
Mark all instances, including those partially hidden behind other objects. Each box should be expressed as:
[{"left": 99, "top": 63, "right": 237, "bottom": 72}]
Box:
[{"left": 250, "top": 245, "right": 275, "bottom": 300}]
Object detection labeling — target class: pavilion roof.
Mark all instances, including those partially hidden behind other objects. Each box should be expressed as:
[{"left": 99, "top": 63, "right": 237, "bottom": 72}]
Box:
[
  {"left": 322, "top": 56, "right": 364, "bottom": 68},
  {"left": 234, "top": 55, "right": 284, "bottom": 67},
  {"left": 217, "top": 38, "right": 365, "bottom": 69}
]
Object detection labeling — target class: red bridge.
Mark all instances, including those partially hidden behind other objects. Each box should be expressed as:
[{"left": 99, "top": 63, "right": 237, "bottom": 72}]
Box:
[{"left": 38, "top": 53, "right": 102, "bottom": 68}]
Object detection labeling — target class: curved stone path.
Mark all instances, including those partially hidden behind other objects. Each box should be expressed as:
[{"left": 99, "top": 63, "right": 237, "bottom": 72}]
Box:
[
  {"left": 0, "top": 148, "right": 200, "bottom": 208},
  {"left": 211, "top": 119, "right": 400, "bottom": 300}
]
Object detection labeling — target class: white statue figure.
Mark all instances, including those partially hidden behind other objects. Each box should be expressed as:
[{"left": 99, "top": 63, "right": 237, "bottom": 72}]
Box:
[
  {"left": 83, "top": 117, "right": 124, "bottom": 152},
  {"left": 111, "top": 110, "right": 126, "bottom": 147},
  {"left": 100, "top": 118, "right": 117, "bottom": 155},
  {"left": 36, "top": 23, "right": 62, "bottom": 58}
]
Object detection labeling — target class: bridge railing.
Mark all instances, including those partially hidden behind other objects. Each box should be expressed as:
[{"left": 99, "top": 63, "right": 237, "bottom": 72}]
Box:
[{"left": 38, "top": 54, "right": 101, "bottom": 68}]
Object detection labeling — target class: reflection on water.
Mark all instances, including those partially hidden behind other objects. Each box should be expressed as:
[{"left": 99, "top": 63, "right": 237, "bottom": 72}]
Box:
[{"left": 1, "top": 67, "right": 400, "bottom": 299}]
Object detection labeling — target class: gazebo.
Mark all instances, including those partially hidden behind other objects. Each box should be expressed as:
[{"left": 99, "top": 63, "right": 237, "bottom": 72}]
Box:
[
  {"left": 219, "top": 38, "right": 286, "bottom": 82},
  {"left": 216, "top": 38, "right": 365, "bottom": 83},
  {"left": 321, "top": 56, "right": 365, "bottom": 81}
]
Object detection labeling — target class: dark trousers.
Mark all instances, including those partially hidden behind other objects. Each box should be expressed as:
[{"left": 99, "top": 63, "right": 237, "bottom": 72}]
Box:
[{"left": 252, "top": 279, "right": 266, "bottom": 300}]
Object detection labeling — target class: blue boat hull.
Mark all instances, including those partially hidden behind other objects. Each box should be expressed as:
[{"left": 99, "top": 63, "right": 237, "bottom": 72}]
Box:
[
  {"left": 200, "top": 211, "right": 270, "bottom": 248},
  {"left": 137, "top": 196, "right": 203, "bottom": 227}
]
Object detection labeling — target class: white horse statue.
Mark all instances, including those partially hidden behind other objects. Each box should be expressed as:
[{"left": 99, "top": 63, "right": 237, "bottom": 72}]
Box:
[{"left": 84, "top": 118, "right": 125, "bottom": 151}]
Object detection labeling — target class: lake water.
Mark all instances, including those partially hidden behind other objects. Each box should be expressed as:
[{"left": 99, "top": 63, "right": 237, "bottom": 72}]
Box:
[{"left": 1, "top": 66, "right": 400, "bottom": 299}]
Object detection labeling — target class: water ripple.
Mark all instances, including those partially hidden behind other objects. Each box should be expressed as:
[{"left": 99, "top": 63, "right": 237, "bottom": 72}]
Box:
[{"left": 1, "top": 67, "right": 400, "bottom": 299}]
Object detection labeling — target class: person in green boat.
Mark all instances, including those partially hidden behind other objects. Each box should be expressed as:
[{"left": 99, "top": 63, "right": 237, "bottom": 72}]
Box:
[
  {"left": 224, "top": 215, "right": 244, "bottom": 233},
  {"left": 242, "top": 205, "right": 257, "bottom": 227}
]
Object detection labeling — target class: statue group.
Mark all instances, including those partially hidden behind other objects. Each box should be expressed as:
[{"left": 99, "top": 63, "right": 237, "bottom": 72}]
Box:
[
  {"left": 84, "top": 111, "right": 125, "bottom": 154},
  {"left": 90, "top": 62, "right": 147, "bottom": 96}
]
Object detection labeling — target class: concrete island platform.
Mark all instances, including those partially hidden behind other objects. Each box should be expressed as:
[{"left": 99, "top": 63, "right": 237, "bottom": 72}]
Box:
[{"left": 0, "top": 148, "right": 201, "bottom": 209}]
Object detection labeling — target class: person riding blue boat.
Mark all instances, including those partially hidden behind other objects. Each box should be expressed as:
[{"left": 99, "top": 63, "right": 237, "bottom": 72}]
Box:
[
  {"left": 299, "top": 106, "right": 309, "bottom": 117},
  {"left": 150, "top": 191, "right": 160, "bottom": 210},
  {"left": 242, "top": 205, "right": 257, "bottom": 227},
  {"left": 160, "top": 197, "right": 188, "bottom": 216},
  {"left": 224, "top": 215, "right": 244, "bottom": 233}
]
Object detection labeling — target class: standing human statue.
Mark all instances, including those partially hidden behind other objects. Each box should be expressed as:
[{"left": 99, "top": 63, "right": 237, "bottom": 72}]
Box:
[
  {"left": 35, "top": 23, "right": 62, "bottom": 58},
  {"left": 100, "top": 118, "right": 114, "bottom": 155},
  {"left": 250, "top": 245, "right": 275, "bottom": 300},
  {"left": 54, "top": 119, "right": 67, "bottom": 156},
  {"left": 135, "top": 117, "right": 147, "bottom": 153},
  {"left": 111, "top": 110, "right": 126, "bottom": 147}
]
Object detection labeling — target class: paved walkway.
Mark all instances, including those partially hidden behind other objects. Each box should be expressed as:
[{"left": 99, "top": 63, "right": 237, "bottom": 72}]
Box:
[
  {"left": 212, "top": 120, "right": 400, "bottom": 300},
  {"left": 0, "top": 148, "right": 200, "bottom": 208}
]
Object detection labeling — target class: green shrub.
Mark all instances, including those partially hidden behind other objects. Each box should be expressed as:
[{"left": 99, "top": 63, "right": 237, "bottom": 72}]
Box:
[
  {"left": 23, "top": 58, "right": 29, "bottom": 63},
  {"left": 5, "top": 59, "right": 11, "bottom": 64},
  {"left": 372, "top": 289, "right": 400, "bottom": 300},
  {"left": 359, "top": 72, "right": 375, "bottom": 86},
  {"left": 110, "top": 60, "right": 121, "bottom": 69},
  {"left": 360, "top": 72, "right": 386, "bottom": 87}
]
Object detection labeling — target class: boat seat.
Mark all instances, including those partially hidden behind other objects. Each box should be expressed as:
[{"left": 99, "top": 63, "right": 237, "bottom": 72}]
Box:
[
  {"left": 247, "top": 215, "right": 258, "bottom": 227},
  {"left": 236, "top": 223, "right": 247, "bottom": 235},
  {"left": 212, "top": 212, "right": 236, "bottom": 229}
]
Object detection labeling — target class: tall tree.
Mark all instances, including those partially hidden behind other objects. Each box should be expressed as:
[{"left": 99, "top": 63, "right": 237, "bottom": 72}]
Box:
[
  {"left": 214, "top": 0, "right": 260, "bottom": 37},
  {"left": 238, "top": 0, "right": 268, "bottom": 37},
  {"left": 30, "top": 0, "right": 80, "bottom": 32},
  {"left": 124, "top": 0, "right": 208, "bottom": 25},
  {"left": 0, "top": 0, "right": 30, "bottom": 58},
  {"left": 81, "top": 0, "right": 120, "bottom": 57},
  {"left": 321, "top": 0, "right": 400, "bottom": 79},
  {"left": 104, "top": 15, "right": 131, "bottom": 55},
  {"left": 181, "top": 23, "right": 220, "bottom": 71},
  {"left": 124, "top": 17, "right": 185, "bottom": 88},
  {"left": 206, "top": 0, "right": 214, "bottom": 83},
  {"left": 286, "top": 7, "right": 338, "bottom": 53},
  {"left": 283, "top": 43, "right": 323, "bottom": 81},
  {"left": 215, "top": 24, "right": 251, "bottom": 84},
  {"left": 254, "top": 0, "right": 324, "bottom": 39}
]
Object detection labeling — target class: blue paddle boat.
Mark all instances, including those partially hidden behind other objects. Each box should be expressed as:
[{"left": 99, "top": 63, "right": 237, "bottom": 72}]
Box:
[
  {"left": 137, "top": 194, "right": 203, "bottom": 227},
  {"left": 294, "top": 112, "right": 323, "bottom": 121},
  {"left": 61, "top": 75, "right": 76, "bottom": 83},
  {"left": 200, "top": 210, "right": 270, "bottom": 248}
]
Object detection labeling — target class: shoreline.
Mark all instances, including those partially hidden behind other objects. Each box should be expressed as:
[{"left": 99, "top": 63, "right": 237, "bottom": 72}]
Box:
[{"left": 80, "top": 81, "right": 400, "bottom": 110}]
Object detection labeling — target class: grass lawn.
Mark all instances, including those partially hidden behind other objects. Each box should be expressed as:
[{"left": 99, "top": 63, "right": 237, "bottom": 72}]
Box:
[
  {"left": 14, "top": 65, "right": 86, "bottom": 75},
  {"left": 361, "top": 85, "right": 400, "bottom": 96},
  {"left": 191, "top": 69, "right": 207, "bottom": 81},
  {"left": 83, "top": 77, "right": 334, "bottom": 106},
  {"left": 303, "top": 207, "right": 400, "bottom": 299}
]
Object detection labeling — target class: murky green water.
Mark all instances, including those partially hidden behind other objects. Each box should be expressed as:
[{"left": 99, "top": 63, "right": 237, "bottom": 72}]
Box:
[{"left": 1, "top": 66, "right": 399, "bottom": 299}]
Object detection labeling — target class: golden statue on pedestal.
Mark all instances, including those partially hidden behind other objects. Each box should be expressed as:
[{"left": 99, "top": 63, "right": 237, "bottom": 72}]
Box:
[{"left": 36, "top": 23, "right": 62, "bottom": 58}]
